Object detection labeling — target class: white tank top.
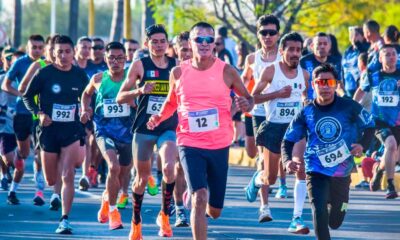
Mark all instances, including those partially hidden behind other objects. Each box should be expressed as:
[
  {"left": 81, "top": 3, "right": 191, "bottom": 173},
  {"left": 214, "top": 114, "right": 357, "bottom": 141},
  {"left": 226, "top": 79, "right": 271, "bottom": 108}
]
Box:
[
  {"left": 250, "top": 49, "right": 282, "bottom": 116},
  {"left": 264, "top": 61, "right": 305, "bottom": 123}
]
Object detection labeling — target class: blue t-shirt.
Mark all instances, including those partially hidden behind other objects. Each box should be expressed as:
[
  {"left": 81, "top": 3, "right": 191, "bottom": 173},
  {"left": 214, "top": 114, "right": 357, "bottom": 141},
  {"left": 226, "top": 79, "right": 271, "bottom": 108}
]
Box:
[
  {"left": 284, "top": 96, "right": 374, "bottom": 177},
  {"left": 84, "top": 60, "right": 108, "bottom": 79},
  {"left": 300, "top": 53, "right": 342, "bottom": 99},
  {"left": 5, "top": 55, "right": 35, "bottom": 114},
  {"left": 360, "top": 69, "right": 400, "bottom": 126},
  {"left": 342, "top": 46, "right": 361, "bottom": 92}
]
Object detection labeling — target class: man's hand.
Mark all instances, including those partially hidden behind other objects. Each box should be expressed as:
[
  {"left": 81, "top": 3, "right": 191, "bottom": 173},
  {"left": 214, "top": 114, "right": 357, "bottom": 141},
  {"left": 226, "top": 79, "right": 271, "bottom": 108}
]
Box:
[
  {"left": 350, "top": 143, "right": 363, "bottom": 157},
  {"left": 139, "top": 82, "right": 156, "bottom": 95},
  {"left": 80, "top": 110, "right": 91, "bottom": 124},
  {"left": 147, "top": 114, "right": 161, "bottom": 130},
  {"left": 285, "top": 160, "right": 304, "bottom": 174},
  {"left": 235, "top": 96, "right": 252, "bottom": 112},
  {"left": 277, "top": 85, "right": 292, "bottom": 98},
  {"left": 38, "top": 112, "right": 52, "bottom": 127}
]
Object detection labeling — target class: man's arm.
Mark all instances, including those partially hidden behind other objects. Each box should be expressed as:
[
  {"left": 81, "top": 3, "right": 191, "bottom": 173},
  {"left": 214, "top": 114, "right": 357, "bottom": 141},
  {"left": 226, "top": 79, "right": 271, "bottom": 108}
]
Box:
[
  {"left": 353, "top": 87, "right": 366, "bottom": 102},
  {"left": 18, "top": 62, "right": 41, "bottom": 94},
  {"left": 22, "top": 71, "right": 42, "bottom": 114},
  {"left": 302, "top": 69, "right": 310, "bottom": 101},
  {"left": 224, "top": 64, "right": 254, "bottom": 112},
  {"left": 2, "top": 76, "right": 21, "bottom": 97},
  {"left": 80, "top": 73, "right": 100, "bottom": 123},
  {"left": 116, "top": 60, "right": 147, "bottom": 104}
]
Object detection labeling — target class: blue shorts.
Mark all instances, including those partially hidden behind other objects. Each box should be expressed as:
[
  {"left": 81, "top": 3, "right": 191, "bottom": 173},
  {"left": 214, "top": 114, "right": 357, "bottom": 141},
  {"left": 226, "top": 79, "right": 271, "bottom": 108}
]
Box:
[
  {"left": 178, "top": 145, "right": 229, "bottom": 209},
  {"left": 133, "top": 130, "right": 176, "bottom": 161}
]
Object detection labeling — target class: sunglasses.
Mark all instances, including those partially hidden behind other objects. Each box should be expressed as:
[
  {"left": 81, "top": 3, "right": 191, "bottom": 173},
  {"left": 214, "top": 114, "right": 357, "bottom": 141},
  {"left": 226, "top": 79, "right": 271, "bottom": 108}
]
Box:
[
  {"left": 314, "top": 78, "right": 337, "bottom": 87},
  {"left": 92, "top": 45, "right": 104, "bottom": 50},
  {"left": 258, "top": 29, "right": 278, "bottom": 37},
  {"left": 5, "top": 55, "right": 12, "bottom": 61},
  {"left": 193, "top": 36, "right": 215, "bottom": 44}
]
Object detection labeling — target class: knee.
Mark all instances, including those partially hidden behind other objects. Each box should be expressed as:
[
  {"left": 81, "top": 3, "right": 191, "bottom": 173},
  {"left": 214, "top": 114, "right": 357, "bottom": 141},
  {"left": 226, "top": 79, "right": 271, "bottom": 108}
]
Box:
[
  {"left": 207, "top": 208, "right": 222, "bottom": 219},
  {"left": 385, "top": 138, "right": 397, "bottom": 152},
  {"left": 46, "top": 178, "right": 56, "bottom": 186},
  {"left": 61, "top": 169, "right": 75, "bottom": 183},
  {"left": 263, "top": 174, "right": 277, "bottom": 185},
  {"left": 108, "top": 163, "right": 121, "bottom": 176},
  {"left": 193, "top": 189, "right": 208, "bottom": 209},
  {"left": 14, "top": 159, "right": 25, "bottom": 171},
  {"left": 135, "top": 173, "right": 150, "bottom": 188},
  {"left": 162, "top": 162, "right": 175, "bottom": 181}
]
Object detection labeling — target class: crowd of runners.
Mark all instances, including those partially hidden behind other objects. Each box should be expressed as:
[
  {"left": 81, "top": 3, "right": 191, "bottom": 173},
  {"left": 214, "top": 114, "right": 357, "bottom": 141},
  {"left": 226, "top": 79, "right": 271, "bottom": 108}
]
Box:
[{"left": 0, "top": 14, "right": 399, "bottom": 240}]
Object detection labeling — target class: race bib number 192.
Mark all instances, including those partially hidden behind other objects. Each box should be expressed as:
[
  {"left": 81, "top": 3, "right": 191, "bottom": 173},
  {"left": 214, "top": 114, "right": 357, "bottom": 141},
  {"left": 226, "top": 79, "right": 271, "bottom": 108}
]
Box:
[{"left": 377, "top": 92, "right": 399, "bottom": 107}]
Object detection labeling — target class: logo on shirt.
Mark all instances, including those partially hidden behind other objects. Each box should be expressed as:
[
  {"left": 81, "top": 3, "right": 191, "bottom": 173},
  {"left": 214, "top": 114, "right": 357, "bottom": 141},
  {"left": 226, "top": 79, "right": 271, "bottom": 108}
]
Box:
[
  {"left": 52, "top": 84, "right": 61, "bottom": 94},
  {"left": 72, "top": 87, "right": 79, "bottom": 91},
  {"left": 146, "top": 70, "right": 159, "bottom": 78},
  {"left": 359, "top": 109, "right": 373, "bottom": 125},
  {"left": 315, "top": 117, "right": 342, "bottom": 143}
]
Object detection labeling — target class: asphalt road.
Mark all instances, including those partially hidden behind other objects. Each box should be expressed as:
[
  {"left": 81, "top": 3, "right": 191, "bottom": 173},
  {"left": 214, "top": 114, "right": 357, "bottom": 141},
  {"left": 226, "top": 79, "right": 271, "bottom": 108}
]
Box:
[{"left": 0, "top": 160, "right": 399, "bottom": 240}]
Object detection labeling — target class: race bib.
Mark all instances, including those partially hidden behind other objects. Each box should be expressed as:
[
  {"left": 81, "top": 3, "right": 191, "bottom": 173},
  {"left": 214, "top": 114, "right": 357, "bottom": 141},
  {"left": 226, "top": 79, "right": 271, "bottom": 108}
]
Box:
[
  {"left": 103, "top": 99, "right": 130, "bottom": 118},
  {"left": 275, "top": 102, "right": 300, "bottom": 122},
  {"left": 377, "top": 92, "right": 399, "bottom": 107},
  {"left": 52, "top": 104, "right": 75, "bottom": 122},
  {"left": 146, "top": 96, "right": 166, "bottom": 115},
  {"left": 317, "top": 140, "right": 351, "bottom": 168},
  {"left": 188, "top": 108, "right": 219, "bottom": 133}
]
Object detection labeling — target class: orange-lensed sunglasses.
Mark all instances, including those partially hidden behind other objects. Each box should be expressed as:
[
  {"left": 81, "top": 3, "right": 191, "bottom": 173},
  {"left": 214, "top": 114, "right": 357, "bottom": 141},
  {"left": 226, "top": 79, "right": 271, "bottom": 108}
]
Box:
[{"left": 314, "top": 78, "right": 337, "bottom": 87}]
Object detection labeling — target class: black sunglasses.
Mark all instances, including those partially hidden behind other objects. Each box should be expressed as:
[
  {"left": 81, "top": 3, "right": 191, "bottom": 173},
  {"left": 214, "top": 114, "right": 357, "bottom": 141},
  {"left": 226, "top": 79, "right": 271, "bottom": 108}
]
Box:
[
  {"left": 92, "top": 45, "right": 104, "bottom": 50},
  {"left": 193, "top": 36, "right": 215, "bottom": 44},
  {"left": 258, "top": 29, "right": 278, "bottom": 37}
]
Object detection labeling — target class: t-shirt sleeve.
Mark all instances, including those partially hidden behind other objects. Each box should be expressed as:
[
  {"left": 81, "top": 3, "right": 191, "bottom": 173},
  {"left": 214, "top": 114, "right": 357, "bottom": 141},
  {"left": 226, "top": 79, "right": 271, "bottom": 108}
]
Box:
[
  {"left": 360, "top": 71, "right": 371, "bottom": 92},
  {"left": 284, "top": 109, "right": 307, "bottom": 143},
  {"left": 351, "top": 100, "right": 375, "bottom": 129},
  {"left": 22, "top": 69, "right": 44, "bottom": 114},
  {"left": 5, "top": 60, "right": 19, "bottom": 82}
]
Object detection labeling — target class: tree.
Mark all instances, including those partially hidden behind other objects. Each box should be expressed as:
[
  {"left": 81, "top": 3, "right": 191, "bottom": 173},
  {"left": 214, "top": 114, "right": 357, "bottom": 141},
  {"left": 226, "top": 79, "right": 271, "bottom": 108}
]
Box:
[
  {"left": 12, "top": 0, "right": 22, "bottom": 48},
  {"left": 69, "top": 0, "right": 79, "bottom": 43},
  {"left": 110, "top": 0, "right": 123, "bottom": 41},
  {"left": 142, "top": 0, "right": 155, "bottom": 42}
]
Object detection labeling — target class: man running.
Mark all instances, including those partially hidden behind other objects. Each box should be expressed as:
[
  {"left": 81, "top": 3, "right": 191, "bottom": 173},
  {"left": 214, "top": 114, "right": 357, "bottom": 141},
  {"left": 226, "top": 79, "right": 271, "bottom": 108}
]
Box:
[
  {"left": 282, "top": 63, "right": 375, "bottom": 240},
  {"left": 354, "top": 44, "right": 400, "bottom": 199},
  {"left": 124, "top": 39, "right": 140, "bottom": 69},
  {"left": 246, "top": 32, "right": 309, "bottom": 229},
  {"left": 1, "top": 34, "right": 45, "bottom": 205},
  {"left": 81, "top": 41, "right": 135, "bottom": 230},
  {"left": 117, "top": 24, "right": 178, "bottom": 239},
  {"left": 22, "top": 35, "right": 87, "bottom": 234},
  {"left": 147, "top": 22, "right": 253, "bottom": 240}
]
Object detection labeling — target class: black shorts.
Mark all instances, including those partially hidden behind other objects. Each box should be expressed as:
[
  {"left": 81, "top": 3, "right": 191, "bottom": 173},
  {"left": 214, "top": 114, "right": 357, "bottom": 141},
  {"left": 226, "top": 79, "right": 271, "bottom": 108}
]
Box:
[
  {"left": 38, "top": 123, "right": 85, "bottom": 153},
  {"left": 96, "top": 136, "right": 132, "bottom": 167},
  {"left": 232, "top": 111, "right": 242, "bottom": 121},
  {"left": 0, "top": 133, "right": 17, "bottom": 155},
  {"left": 244, "top": 116, "right": 254, "bottom": 137},
  {"left": 374, "top": 120, "right": 400, "bottom": 145},
  {"left": 256, "top": 121, "right": 289, "bottom": 154},
  {"left": 252, "top": 115, "right": 266, "bottom": 136},
  {"left": 13, "top": 114, "right": 33, "bottom": 141}
]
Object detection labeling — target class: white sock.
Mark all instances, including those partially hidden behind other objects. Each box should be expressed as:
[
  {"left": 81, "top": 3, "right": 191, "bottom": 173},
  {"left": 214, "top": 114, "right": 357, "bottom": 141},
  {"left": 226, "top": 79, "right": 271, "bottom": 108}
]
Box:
[
  {"left": 10, "top": 181, "right": 19, "bottom": 193},
  {"left": 255, "top": 171, "right": 263, "bottom": 187},
  {"left": 109, "top": 205, "right": 117, "bottom": 212},
  {"left": 293, "top": 179, "right": 307, "bottom": 218},
  {"left": 51, "top": 193, "right": 60, "bottom": 200}
]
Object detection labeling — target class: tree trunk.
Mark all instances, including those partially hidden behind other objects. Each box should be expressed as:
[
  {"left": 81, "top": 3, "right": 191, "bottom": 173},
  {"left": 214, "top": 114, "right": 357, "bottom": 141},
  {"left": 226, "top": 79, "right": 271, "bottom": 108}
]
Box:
[
  {"left": 110, "top": 0, "right": 124, "bottom": 42},
  {"left": 141, "top": 0, "right": 155, "bottom": 42},
  {"left": 123, "top": 0, "right": 132, "bottom": 40},
  {"left": 69, "top": 0, "right": 79, "bottom": 43},
  {"left": 12, "top": 0, "right": 21, "bottom": 48}
]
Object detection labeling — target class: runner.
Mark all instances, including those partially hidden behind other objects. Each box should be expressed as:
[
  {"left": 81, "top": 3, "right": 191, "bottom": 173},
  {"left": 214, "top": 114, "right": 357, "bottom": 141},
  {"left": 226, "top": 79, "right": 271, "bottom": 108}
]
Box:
[
  {"left": 116, "top": 24, "right": 178, "bottom": 239},
  {"left": 242, "top": 15, "right": 287, "bottom": 223},
  {"left": 81, "top": 41, "right": 135, "bottom": 230},
  {"left": 282, "top": 63, "right": 375, "bottom": 240},
  {"left": 74, "top": 36, "right": 92, "bottom": 70},
  {"left": 246, "top": 32, "right": 309, "bottom": 229},
  {"left": 363, "top": 20, "right": 384, "bottom": 73},
  {"left": 354, "top": 44, "right": 400, "bottom": 199},
  {"left": 146, "top": 21, "right": 253, "bottom": 240},
  {"left": 1, "top": 34, "right": 45, "bottom": 205},
  {"left": 22, "top": 35, "right": 87, "bottom": 234},
  {"left": 124, "top": 39, "right": 140, "bottom": 69}
]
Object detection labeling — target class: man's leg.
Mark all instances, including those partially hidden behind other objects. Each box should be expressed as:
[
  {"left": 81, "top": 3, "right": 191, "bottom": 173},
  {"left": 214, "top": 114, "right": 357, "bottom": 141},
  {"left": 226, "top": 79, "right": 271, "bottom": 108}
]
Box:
[
  {"left": 173, "top": 160, "right": 189, "bottom": 227},
  {"left": 328, "top": 176, "right": 351, "bottom": 230}
]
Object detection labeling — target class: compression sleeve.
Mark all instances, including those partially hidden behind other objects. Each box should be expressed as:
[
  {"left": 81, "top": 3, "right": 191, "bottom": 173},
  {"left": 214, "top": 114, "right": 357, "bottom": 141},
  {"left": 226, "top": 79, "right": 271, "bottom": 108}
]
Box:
[
  {"left": 281, "top": 140, "right": 295, "bottom": 168},
  {"left": 22, "top": 70, "right": 43, "bottom": 114}
]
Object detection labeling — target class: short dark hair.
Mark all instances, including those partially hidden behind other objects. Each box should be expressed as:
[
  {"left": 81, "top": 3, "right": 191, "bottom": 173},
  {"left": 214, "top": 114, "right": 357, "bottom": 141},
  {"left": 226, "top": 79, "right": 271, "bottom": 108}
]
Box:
[
  {"left": 176, "top": 31, "right": 190, "bottom": 45},
  {"left": 28, "top": 34, "right": 45, "bottom": 43},
  {"left": 53, "top": 35, "right": 74, "bottom": 49},
  {"left": 91, "top": 37, "right": 104, "bottom": 45},
  {"left": 123, "top": 39, "right": 139, "bottom": 44},
  {"left": 145, "top": 24, "right": 168, "bottom": 40},
  {"left": 217, "top": 26, "right": 228, "bottom": 38},
  {"left": 380, "top": 44, "right": 398, "bottom": 52},
  {"left": 358, "top": 52, "right": 368, "bottom": 66},
  {"left": 45, "top": 34, "right": 61, "bottom": 46},
  {"left": 384, "top": 25, "right": 399, "bottom": 43},
  {"left": 105, "top": 41, "right": 125, "bottom": 53},
  {"left": 364, "top": 20, "right": 380, "bottom": 34},
  {"left": 313, "top": 63, "right": 338, "bottom": 80},
  {"left": 279, "top": 32, "right": 303, "bottom": 50},
  {"left": 190, "top": 22, "right": 215, "bottom": 35},
  {"left": 315, "top": 32, "right": 329, "bottom": 38},
  {"left": 77, "top": 36, "right": 92, "bottom": 44},
  {"left": 256, "top": 14, "right": 280, "bottom": 32}
]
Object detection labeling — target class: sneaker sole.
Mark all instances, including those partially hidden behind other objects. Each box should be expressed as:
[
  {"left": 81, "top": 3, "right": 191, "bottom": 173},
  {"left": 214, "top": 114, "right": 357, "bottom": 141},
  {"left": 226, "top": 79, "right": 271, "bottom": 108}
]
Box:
[
  {"left": 370, "top": 167, "right": 383, "bottom": 191},
  {"left": 288, "top": 227, "right": 310, "bottom": 235},
  {"left": 33, "top": 198, "right": 45, "bottom": 206},
  {"left": 56, "top": 229, "right": 72, "bottom": 234},
  {"left": 175, "top": 222, "right": 189, "bottom": 227},
  {"left": 259, "top": 216, "right": 273, "bottom": 223},
  {"left": 385, "top": 193, "right": 399, "bottom": 199},
  {"left": 110, "top": 224, "right": 123, "bottom": 230},
  {"left": 7, "top": 201, "right": 20, "bottom": 205}
]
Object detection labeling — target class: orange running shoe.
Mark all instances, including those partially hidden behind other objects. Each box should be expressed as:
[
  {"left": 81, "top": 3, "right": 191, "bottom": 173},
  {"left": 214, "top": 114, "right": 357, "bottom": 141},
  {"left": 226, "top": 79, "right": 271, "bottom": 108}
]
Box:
[
  {"left": 129, "top": 221, "right": 143, "bottom": 240},
  {"left": 156, "top": 211, "right": 173, "bottom": 237},
  {"left": 117, "top": 193, "right": 129, "bottom": 209},
  {"left": 109, "top": 209, "right": 123, "bottom": 230},
  {"left": 97, "top": 197, "right": 109, "bottom": 223}
]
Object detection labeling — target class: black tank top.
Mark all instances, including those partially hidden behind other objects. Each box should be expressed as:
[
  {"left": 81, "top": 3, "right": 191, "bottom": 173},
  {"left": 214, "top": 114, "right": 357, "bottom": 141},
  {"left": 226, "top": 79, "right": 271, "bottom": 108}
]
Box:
[{"left": 132, "top": 56, "right": 178, "bottom": 135}]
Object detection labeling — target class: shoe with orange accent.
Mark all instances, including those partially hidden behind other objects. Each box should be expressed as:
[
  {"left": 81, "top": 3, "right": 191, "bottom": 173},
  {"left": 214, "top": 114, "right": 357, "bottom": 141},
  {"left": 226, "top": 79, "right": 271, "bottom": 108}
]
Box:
[
  {"left": 147, "top": 175, "right": 159, "bottom": 196},
  {"left": 129, "top": 221, "right": 143, "bottom": 240},
  {"left": 156, "top": 211, "right": 173, "bottom": 237},
  {"left": 109, "top": 209, "right": 123, "bottom": 230},
  {"left": 97, "top": 198, "right": 109, "bottom": 223},
  {"left": 117, "top": 193, "right": 129, "bottom": 209}
]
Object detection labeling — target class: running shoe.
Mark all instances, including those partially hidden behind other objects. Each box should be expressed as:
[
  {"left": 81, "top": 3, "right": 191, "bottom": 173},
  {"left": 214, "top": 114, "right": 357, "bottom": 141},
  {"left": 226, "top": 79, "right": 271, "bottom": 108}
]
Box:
[
  {"left": 49, "top": 194, "right": 61, "bottom": 211},
  {"left": 117, "top": 193, "right": 129, "bottom": 209},
  {"left": 79, "top": 176, "right": 90, "bottom": 191},
  {"left": 288, "top": 216, "right": 310, "bottom": 234},
  {"left": 385, "top": 189, "right": 398, "bottom": 199},
  {"left": 183, "top": 190, "right": 192, "bottom": 210},
  {"left": 7, "top": 191, "right": 19, "bottom": 205},
  {"left": 33, "top": 191, "right": 45, "bottom": 206},
  {"left": 98, "top": 197, "right": 110, "bottom": 223},
  {"left": 147, "top": 175, "right": 159, "bottom": 196},
  {"left": 157, "top": 171, "right": 163, "bottom": 187},
  {"left": 34, "top": 170, "right": 45, "bottom": 191},
  {"left": 109, "top": 209, "right": 123, "bottom": 230},
  {"left": 175, "top": 207, "right": 189, "bottom": 227},
  {"left": 355, "top": 180, "right": 370, "bottom": 189},
  {"left": 275, "top": 185, "right": 288, "bottom": 199},
  {"left": 156, "top": 211, "right": 173, "bottom": 237},
  {"left": 258, "top": 204, "right": 273, "bottom": 223},
  {"left": 245, "top": 170, "right": 261, "bottom": 202},
  {"left": 55, "top": 219, "right": 72, "bottom": 234},
  {"left": 370, "top": 162, "right": 384, "bottom": 191},
  {"left": 129, "top": 221, "right": 143, "bottom": 240},
  {"left": 1, "top": 177, "right": 8, "bottom": 191},
  {"left": 88, "top": 166, "right": 98, "bottom": 188}
]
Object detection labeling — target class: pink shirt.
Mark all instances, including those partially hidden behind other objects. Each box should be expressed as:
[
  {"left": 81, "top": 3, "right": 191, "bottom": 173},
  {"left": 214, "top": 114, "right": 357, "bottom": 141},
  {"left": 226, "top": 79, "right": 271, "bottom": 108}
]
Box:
[{"left": 174, "top": 58, "right": 233, "bottom": 149}]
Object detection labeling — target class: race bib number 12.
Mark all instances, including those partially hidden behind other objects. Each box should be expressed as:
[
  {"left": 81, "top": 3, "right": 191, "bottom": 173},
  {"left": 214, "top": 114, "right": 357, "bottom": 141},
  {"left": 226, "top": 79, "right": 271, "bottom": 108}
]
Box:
[{"left": 188, "top": 108, "right": 219, "bottom": 133}]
